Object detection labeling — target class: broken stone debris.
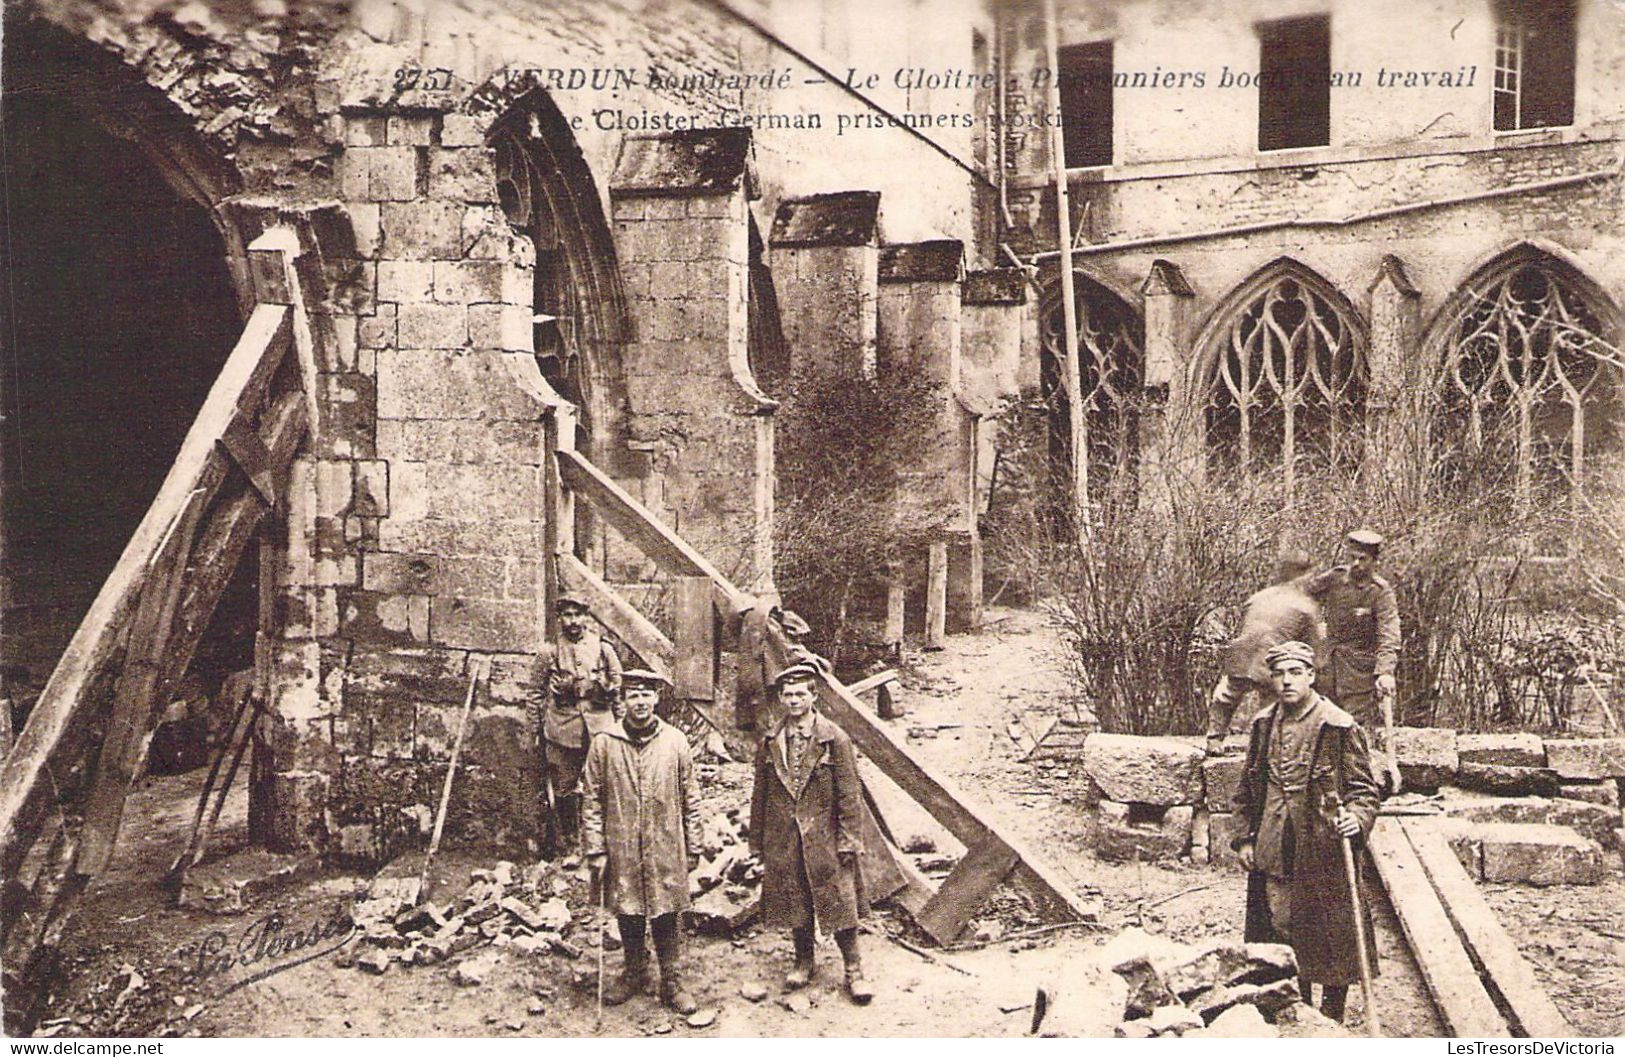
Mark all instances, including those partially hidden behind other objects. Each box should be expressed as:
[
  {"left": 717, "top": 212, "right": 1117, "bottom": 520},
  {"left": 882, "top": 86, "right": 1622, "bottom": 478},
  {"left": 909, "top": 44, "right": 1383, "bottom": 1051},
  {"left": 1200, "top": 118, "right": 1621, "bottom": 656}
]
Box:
[{"left": 687, "top": 809, "right": 764, "bottom": 936}]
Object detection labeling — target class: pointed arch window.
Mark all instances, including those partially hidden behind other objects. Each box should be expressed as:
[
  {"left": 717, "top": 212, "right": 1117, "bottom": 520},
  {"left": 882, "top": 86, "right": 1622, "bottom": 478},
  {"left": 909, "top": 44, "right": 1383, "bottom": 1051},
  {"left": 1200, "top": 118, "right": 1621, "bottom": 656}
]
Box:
[
  {"left": 1039, "top": 276, "right": 1144, "bottom": 502},
  {"left": 1203, "top": 265, "right": 1368, "bottom": 494},
  {"left": 1435, "top": 253, "right": 1623, "bottom": 524}
]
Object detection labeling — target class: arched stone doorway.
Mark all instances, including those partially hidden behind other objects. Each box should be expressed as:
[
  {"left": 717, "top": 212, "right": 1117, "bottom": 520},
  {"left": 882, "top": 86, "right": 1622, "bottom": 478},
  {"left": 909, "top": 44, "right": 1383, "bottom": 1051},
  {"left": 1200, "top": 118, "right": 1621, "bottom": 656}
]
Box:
[{"left": 1, "top": 27, "right": 248, "bottom": 747}]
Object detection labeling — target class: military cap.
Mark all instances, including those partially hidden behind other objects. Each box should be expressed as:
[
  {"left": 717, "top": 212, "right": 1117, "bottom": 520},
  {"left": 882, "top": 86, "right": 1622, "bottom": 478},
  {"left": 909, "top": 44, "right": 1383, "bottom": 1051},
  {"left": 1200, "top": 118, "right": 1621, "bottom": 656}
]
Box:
[
  {"left": 779, "top": 609, "right": 812, "bottom": 637},
  {"left": 773, "top": 661, "right": 822, "bottom": 688},
  {"left": 622, "top": 668, "right": 671, "bottom": 688},
  {"left": 554, "top": 592, "right": 590, "bottom": 614},
  {"left": 1345, "top": 528, "right": 1384, "bottom": 554},
  {"left": 1264, "top": 640, "right": 1317, "bottom": 671}
]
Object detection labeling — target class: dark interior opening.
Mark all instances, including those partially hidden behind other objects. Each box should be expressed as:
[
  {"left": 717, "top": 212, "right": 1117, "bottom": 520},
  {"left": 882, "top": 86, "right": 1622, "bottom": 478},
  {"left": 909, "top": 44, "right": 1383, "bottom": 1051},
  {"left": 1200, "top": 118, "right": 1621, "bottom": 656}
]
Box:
[
  {"left": 1, "top": 69, "right": 248, "bottom": 733},
  {"left": 1058, "top": 41, "right": 1114, "bottom": 168},
  {"left": 1257, "top": 15, "right": 1331, "bottom": 151}
]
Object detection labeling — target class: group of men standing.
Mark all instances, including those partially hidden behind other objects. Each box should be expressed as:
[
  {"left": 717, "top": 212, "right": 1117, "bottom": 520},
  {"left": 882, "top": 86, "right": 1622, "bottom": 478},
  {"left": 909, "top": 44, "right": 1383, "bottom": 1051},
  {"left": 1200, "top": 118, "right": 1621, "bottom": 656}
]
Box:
[
  {"left": 1216, "top": 529, "right": 1401, "bottom": 1025},
  {"left": 532, "top": 594, "right": 873, "bottom": 1014}
]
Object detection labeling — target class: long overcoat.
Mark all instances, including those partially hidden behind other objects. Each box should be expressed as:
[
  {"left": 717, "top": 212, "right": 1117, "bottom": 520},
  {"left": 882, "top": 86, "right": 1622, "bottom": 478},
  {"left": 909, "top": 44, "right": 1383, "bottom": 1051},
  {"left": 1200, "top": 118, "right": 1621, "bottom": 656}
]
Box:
[
  {"left": 580, "top": 718, "right": 698, "bottom": 918},
  {"left": 1233, "top": 694, "right": 1380, "bottom": 986},
  {"left": 749, "top": 713, "right": 868, "bottom": 935}
]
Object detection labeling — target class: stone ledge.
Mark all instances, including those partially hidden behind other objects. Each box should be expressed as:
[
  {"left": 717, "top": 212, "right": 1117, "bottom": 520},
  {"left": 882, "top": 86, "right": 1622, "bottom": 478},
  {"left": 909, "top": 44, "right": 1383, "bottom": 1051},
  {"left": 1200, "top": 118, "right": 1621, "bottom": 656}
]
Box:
[
  {"left": 610, "top": 127, "right": 756, "bottom": 198},
  {"left": 879, "top": 239, "right": 964, "bottom": 283},
  {"left": 770, "top": 190, "right": 881, "bottom": 247}
]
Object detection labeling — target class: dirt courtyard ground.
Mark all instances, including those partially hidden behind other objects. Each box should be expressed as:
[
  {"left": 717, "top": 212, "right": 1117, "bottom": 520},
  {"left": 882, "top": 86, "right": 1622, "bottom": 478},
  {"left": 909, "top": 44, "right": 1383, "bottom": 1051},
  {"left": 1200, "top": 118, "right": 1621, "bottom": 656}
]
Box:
[{"left": 25, "top": 607, "right": 1625, "bottom": 1038}]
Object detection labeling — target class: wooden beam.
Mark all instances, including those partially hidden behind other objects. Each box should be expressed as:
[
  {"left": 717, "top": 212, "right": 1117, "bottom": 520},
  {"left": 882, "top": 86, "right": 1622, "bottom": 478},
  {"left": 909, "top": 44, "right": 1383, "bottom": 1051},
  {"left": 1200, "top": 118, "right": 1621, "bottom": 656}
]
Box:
[
  {"left": 766, "top": 626, "right": 1095, "bottom": 926},
  {"left": 554, "top": 449, "right": 750, "bottom": 615},
  {"left": 0, "top": 305, "right": 291, "bottom": 857},
  {"left": 556, "top": 554, "right": 673, "bottom": 678},
  {"left": 847, "top": 670, "right": 899, "bottom": 696},
  {"left": 926, "top": 541, "right": 948, "bottom": 649},
  {"left": 1402, "top": 820, "right": 1572, "bottom": 1038},
  {"left": 915, "top": 838, "right": 1020, "bottom": 945},
  {"left": 1369, "top": 819, "right": 1510, "bottom": 1038}
]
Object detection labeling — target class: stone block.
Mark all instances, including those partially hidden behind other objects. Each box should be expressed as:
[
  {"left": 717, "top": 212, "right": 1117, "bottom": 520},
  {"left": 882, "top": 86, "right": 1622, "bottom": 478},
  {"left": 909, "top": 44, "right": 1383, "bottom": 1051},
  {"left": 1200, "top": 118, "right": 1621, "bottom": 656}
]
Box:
[
  {"left": 1083, "top": 734, "right": 1205, "bottom": 806},
  {"left": 1191, "top": 978, "right": 1300, "bottom": 1024},
  {"left": 429, "top": 148, "right": 499, "bottom": 203},
  {"left": 397, "top": 303, "right": 469, "bottom": 348},
  {"left": 1442, "top": 794, "right": 1619, "bottom": 850},
  {"left": 1475, "top": 822, "right": 1606, "bottom": 885},
  {"left": 467, "top": 303, "right": 534, "bottom": 352},
  {"left": 1202, "top": 754, "right": 1247, "bottom": 812},
  {"left": 1544, "top": 738, "right": 1625, "bottom": 780},
  {"left": 382, "top": 201, "right": 465, "bottom": 259},
  {"left": 1204, "top": 1003, "right": 1276, "bottom": 1038},
  {"left": 433, "top": 260, "right": 506, "bottom": 304},
  {"left": 377, "top": 260, "right": 435, "bottom": 303},
  {"left": 342, "top": 590, "right": 431, "bottom": 645},
  {"left": 387, "top": 115, "right": 435, "bottom": 146},
  {"left": 352, "top": 460, "right": 388, "bottom": 516},
  {"left": 430, "top": 597, "right": 535, "bottom": 651},
  {"left": 362, "top": 553, "right": 507, "bottom": 599},
  {"left": 1456, "top": 762, "right": 1561, "bottom": 798},
  {"left": 344, "top": 114, "right": 388, "bottom": 147},
  {"left": 359, "top": 304, "right": 397, "bottom": 349},
  {"left": 376, "top": 349, "right": 540, "bottom": 420},
  {"left": 1113, "top": 955, "right": 1178, "bottom": 1019},
  {"left": 1558, "top": 781, "right": 1620, "bottom": 808},
  {"left": 1457, "top": 732, "right": 1545, "bottom": 768},
  {"left": 376, "top": 419, "right": 539, "bottom": 465},
  {"left": 440, "top": 114, "right": 485, "bottom": 148},
  {"left": 364, "top": 146, "right": 420, "bottom": 201},
  {"left": 1207, "top": 812, "right": 1249, "bottom": 867},
  {"left": 348, "top": 202, "right": 382, "bottom": 259},
  {"left": 1391, "top": 726, "right": 1458, "bottom": 791},
  {"left": 1147, "top": 1003, "right": 1204, "bottom": 1036},
  {"left": 1094, "top": 801, "right": 1194, "bottom": 862}
]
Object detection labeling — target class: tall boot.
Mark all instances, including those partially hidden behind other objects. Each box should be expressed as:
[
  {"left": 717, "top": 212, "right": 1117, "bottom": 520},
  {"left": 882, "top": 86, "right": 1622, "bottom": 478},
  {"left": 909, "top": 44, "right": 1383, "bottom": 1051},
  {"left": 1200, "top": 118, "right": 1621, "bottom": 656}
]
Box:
[
  {"left": 603, "top": 915, "right": 649, "bottom": 1005},
  {"left": 652, "top": 913, "right": 697, "bottom": 1014},
  {"left": 783, "top": 926, "right": 816, "bottom": 991},
  {"left": 1321, "top": 984, "right": 1349, "bottom": 1024},
  {"left": 835, "top": 927, "right": 873, "bottom": 1005},
  {"left": 559, "top": 794, "right": 581, "bottom": 856}
]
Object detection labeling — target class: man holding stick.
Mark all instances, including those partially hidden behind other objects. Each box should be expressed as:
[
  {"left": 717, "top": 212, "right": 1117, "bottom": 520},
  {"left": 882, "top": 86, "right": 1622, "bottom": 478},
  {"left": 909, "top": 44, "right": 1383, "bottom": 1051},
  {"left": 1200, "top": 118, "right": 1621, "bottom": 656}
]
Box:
[
  {"left": 582, "top": 669, "right": 699, "bottom": 1014},
  {"left": 534, "top": 593, "right": 623, "bottom": 857},
  {"left": 1233, "top": 640, "right": 1380, "bottom": 1025}
]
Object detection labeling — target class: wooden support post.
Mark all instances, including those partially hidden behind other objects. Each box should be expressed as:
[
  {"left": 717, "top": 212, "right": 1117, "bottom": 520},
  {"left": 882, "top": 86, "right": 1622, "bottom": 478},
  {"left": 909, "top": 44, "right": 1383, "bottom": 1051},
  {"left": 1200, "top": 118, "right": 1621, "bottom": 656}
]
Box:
[
  {"left": 916, "top": 838, "right": 1021, "bottom": 944},
  {"left": 673, "top": 576, "right": 717, "bottom": 702},
  {"left": 1402, "top": 820, "right": 1572, "bottom": 1038},
  {"left": 1368, "top": 819, "right": 1510, "bottom": 1037},
  {"left": 885, "top": 568, "right": 906, "bottom": 656},
  {"left": 926, "top": 541, "right": 948, "bottom": 649}
]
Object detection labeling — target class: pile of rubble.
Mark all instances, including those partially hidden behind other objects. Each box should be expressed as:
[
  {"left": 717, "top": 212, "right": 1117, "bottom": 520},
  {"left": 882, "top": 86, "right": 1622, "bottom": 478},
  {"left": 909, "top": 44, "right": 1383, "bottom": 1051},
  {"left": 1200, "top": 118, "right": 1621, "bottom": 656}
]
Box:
[
  {"left": 341, "top": 859, "right": 585, "bottom": 978},
  {"left": 1068, "top": 731, "right": 1625, "bottom": 881},
  {"left": 687, "top": 810, "right": 764, "bottom": 935},
  {"left": 1033, "top": 927, "right": 1351, "bottom": 1038}
]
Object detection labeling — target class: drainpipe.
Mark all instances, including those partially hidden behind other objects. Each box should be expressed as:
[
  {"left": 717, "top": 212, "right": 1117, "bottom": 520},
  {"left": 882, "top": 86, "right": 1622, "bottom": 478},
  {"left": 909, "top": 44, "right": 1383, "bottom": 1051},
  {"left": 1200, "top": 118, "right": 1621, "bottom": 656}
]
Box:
[{"left": 1043, "top": 0, "right": 1089, "bottom": 535}]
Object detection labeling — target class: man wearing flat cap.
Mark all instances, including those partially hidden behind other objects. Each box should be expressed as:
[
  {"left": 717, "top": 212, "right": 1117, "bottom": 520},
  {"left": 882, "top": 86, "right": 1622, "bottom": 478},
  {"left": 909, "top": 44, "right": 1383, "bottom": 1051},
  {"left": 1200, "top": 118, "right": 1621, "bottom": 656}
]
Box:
[
  {"left": 749, "top": 662, "right": 874, "bottom": 1004},
  {"left": 582, "top": 669, "right": 700, "bottom": 1014},
  {"left": 1308, "top": 529, "right": 1402, "bottom": 791},
  {"left": 1233, "top": 640, "right": 1381, "bottom": 1024},
  {"left": 534, "top": 592, "right": 623, "bottom": 857}
]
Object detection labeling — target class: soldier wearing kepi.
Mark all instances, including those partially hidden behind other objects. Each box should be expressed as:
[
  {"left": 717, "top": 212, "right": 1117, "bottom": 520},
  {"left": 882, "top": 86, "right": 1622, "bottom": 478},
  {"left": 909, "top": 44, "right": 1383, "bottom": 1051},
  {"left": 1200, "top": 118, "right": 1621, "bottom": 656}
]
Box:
[
  {"left": 533, "top": 593, "right": 623, "bottom": 857},
  {"left": 1233, "top": 641, "right": 1380, "bottom": 1024},
  {"left": 582, "top": 669, "right": 699, "bottom": 1014},
  {"left": 1206, "top": 549, "right": 1323, "bottom": 756},
  {"left": 1308, "top": 529, "right": 1402, "bottom": 792},
  {"left": 749, "top": 662, "right": 873, "bottom": 1004}
]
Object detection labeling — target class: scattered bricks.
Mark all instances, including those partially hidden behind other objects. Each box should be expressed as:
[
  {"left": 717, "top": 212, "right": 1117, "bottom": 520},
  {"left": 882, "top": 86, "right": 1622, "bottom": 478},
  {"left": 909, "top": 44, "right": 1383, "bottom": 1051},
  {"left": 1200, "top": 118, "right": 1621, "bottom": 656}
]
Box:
[
  {"left": 1455, "top": 762, "right": 1561, "bottom": 798},
  {"left": 397, "top": 303, "right": 469, "bottom": 348},
  {"left": 1391, "top": 727, "right": 1458, "bottom": 792},
  {"left": 1094, "top": 802, "right": 1194, "bottom": 862},
  {"left": 1083, "top": 734, "right": 1204, "bottom": 806},
  {"left": 1112, "top": 955, "right": 1178, "bottom": 1018},
  {"left": 1544, "top": 738, "right": 1625, "bottom": 780},
  {"left": 382, "top": 201, "right": 465, "bottom": 259},
  {"left": 377, "top": 260, "right": 435, "bottom": 302},
  {"left": 1558, "top": 781, "right": 1620, "bottom": 808},
  {"left": 1202, "top": 754, "right": 1247, "bottom": 812},
  {"left": 1474, "top": 822, "right": 1606, "bottom": 885},
  {"left": 1207, "top": 812, "right": 1248, "bottom": 867},
  {"left": 1457, "top": 733, "right": 1545, "bottom": 768}
]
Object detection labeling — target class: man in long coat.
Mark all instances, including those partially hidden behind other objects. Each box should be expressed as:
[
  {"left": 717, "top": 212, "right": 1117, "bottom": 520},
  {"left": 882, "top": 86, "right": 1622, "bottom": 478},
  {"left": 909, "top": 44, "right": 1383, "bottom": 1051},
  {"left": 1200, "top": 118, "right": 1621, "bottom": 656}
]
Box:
[
  {"left": 1233, "top": 640, "right": 1380, "bottom": 1024},
  {"left": 1307, "top": 529, "right": 1402, "bottom": 791},
  {"left": 582, "top": 668, "right": 699, "bottom": 1013},
  {"left": 749, "top": 662, "right": 873, "bottom": 1004},
  {"left": 1207, "top": 549, "right": 1322, "bottom": 755},
  {"left": 533, "top": 592, "right": 622, "bottom": 856}
]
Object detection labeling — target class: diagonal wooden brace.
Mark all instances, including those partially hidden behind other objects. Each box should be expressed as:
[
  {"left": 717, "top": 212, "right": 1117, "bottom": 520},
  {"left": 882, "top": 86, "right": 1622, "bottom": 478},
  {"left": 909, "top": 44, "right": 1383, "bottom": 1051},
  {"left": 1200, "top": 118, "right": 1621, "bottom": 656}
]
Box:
[
  {"left": 914, "top": 837, "right": 1020, "bottom": 945},
  {"left": 219, "top": 415, "right": 280, "bottom": 510}
]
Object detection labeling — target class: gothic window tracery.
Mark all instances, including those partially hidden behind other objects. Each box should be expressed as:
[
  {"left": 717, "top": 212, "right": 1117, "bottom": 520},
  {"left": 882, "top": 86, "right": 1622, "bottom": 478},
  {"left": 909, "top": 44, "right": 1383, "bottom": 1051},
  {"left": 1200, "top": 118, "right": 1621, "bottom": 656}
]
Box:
[
  {"left": 1039, "top": 277, "right": 1144, "bottom": 502},
  {"left": 1203, "top": 266, "right": 1367, "bottom": 495}
]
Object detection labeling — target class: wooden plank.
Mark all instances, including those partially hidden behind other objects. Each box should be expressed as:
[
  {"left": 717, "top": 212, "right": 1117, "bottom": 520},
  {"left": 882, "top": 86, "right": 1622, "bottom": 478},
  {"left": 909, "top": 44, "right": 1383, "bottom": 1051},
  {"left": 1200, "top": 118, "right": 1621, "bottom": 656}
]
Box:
[
  {"left": 847, "top": 670, "right": 899, "bottom": 696},
  {"left": 1402, "top": 819, "right": 1572, "bottom": 1038},
  {"left": 543, "top": 406, "right": 577, "bottom": 640},
  {"left": 555, "top": 449, "right": 750, "bottom": 614},
  {"left": 1368, "top": 819, "right": 1510, "bottom": 1038},
  {"left": 672, "top": 577, "right": 716, "bottom": 701},
  {"left": 915, "top": 839, "right": 1020, "bottom": 944},
  {"left": 926, "top": 541, "right": 948, "bottom": 649},
  {"left": 0, "top": 305, "right": 291, "bottom": 857},
  {"left": 766, "top": 626, "right": 1096, "bottom": 926},
  {"left": 556, "top": 554, "right": 673, "bottom": 677}
]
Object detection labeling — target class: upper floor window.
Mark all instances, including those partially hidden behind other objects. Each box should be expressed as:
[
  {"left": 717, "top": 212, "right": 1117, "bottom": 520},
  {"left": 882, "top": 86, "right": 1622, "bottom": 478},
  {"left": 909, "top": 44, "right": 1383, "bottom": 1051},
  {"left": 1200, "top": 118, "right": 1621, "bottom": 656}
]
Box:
[
  {"left": 1493, "top": 0, "right": 1576, "bottom": 131},
  {"left": 1058, "top": 41, "right": 1113, "bottom": 168},
  {"left": 1257, "top": 15, "right": 1330, "bottom": 151}
]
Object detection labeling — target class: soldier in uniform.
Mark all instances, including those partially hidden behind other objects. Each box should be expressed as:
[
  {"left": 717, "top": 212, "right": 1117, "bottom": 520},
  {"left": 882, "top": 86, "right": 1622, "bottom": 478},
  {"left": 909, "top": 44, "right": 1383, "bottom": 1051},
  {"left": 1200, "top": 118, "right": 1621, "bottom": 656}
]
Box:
[
  {"left": 1207, "top": 549, "right": 1322, "bottom": 756},
  {"left": 582, "top": 669, "right": 699, "bottom": 1014},
  {"left": 749, "top": 662, "right": 873, "bottom": 1004},
  {"left": 534, "top": 592, "right": 623, "bottom": 857},
  {"left": 1233, "top": 641, "right": 1381, "bottom": 1024},
  {"left": 1307, "top": 529, "right": 1402, "bottom": 792}
]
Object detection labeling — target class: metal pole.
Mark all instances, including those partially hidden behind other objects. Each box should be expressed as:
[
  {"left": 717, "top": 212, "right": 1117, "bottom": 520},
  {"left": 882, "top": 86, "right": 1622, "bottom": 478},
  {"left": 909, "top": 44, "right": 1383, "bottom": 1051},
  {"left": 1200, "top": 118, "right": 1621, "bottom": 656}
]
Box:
[{"left": 1042, "top": 0, "right": 1089, "bottom": 538}]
